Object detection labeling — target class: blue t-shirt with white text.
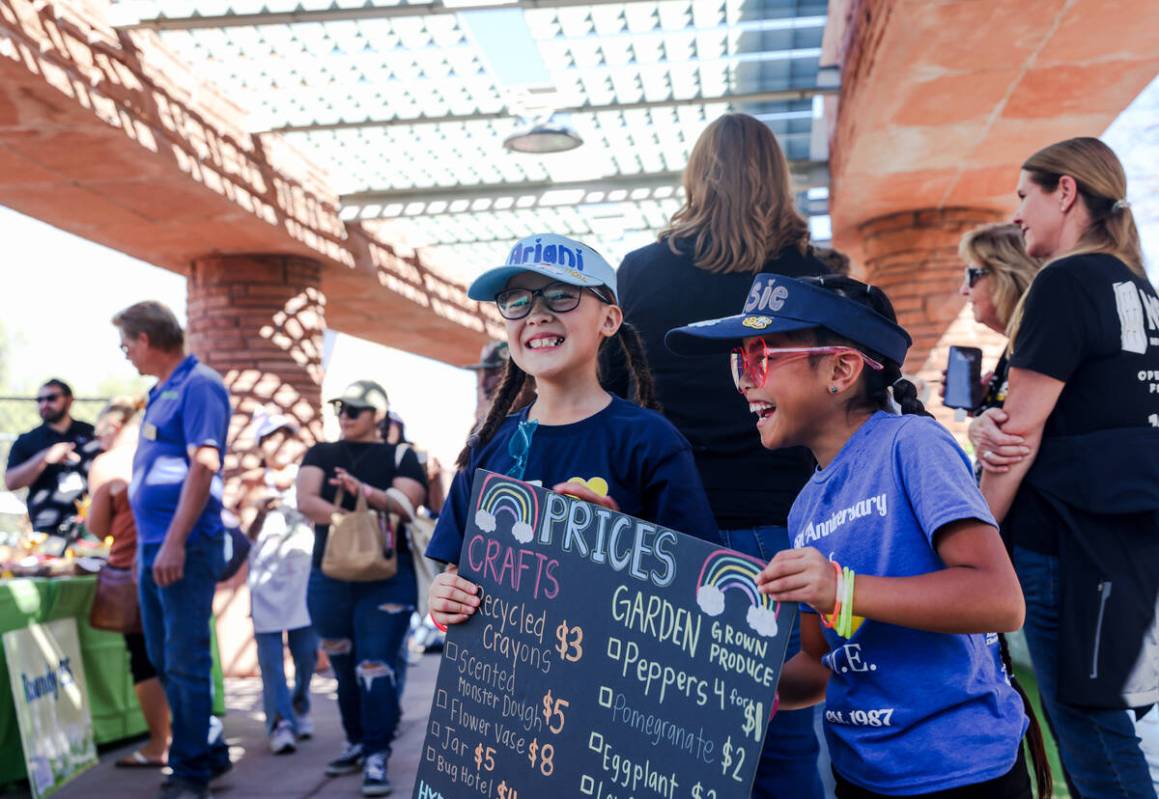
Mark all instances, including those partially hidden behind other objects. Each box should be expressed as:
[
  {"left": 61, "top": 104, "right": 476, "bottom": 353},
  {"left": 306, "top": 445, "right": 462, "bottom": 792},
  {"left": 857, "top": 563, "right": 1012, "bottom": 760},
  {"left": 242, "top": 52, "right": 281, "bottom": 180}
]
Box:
[
  {"left": 130, "top": 355, "right": 230, "bottom": 545},
  {"left": 790, "top": 412, "right": 1026, "bottom": 794},
  {"left": 428, "top": 396, "right": 720, "bottom": 564}
]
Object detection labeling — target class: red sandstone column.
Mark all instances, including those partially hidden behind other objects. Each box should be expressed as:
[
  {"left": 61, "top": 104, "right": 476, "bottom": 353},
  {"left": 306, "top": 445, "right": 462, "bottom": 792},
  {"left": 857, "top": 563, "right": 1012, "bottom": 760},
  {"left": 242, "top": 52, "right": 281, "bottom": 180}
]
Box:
[
  {"left": 186, "top": 254, "right": 326, "bottom": 677},
  {"left": 857, "top": 208, "right": 1009, "bottom": 434},
  {"left": 187, "top": 254, "right": 326, "bottom": 466}
]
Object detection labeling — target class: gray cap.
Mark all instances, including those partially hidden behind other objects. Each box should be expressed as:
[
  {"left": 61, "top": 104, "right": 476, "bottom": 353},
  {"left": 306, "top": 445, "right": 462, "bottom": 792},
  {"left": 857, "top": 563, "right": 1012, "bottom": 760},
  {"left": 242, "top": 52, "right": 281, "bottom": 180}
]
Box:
[
  {"left": 463, "top": 341, "right": 509, "bottom": 371},
  {"left": 328, "top": 380, "right": 389, "bottom": 413}
]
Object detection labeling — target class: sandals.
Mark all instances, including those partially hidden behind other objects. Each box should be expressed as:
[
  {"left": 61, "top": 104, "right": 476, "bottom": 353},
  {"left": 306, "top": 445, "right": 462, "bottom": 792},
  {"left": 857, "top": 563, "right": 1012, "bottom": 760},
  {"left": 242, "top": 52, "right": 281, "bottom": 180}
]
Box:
[{"left": 115, "top": 750, "right": 167, "bottom": 768}]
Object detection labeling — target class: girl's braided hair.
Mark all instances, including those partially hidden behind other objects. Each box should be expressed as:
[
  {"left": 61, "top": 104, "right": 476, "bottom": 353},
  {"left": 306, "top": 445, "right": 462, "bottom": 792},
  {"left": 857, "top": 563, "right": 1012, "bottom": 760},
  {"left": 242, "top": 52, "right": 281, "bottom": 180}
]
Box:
[{"left": 798, "top": 275, "right": 931, "bottom": 418}]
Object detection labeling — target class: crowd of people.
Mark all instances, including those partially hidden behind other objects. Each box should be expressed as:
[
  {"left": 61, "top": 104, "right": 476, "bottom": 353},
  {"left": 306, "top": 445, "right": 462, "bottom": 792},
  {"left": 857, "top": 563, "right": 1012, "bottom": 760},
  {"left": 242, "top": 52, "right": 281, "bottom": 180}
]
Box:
[{"left": 4, "top": 114, "right": 1157, "bottom": 799}]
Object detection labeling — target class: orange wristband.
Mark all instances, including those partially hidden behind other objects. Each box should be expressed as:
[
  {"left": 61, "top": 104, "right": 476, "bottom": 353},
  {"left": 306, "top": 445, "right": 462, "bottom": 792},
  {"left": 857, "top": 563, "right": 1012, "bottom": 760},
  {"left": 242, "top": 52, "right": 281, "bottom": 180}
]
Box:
[{"left": 820, "top": 560, "right": 842, "bottom": 628}]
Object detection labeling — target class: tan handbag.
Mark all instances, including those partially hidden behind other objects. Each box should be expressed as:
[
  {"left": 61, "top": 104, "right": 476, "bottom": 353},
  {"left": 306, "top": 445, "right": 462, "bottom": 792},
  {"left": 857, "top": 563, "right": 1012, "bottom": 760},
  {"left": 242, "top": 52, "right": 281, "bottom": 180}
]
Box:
[
  {"left": 89, "top": 565, "right": 143, "bottom": 633},
  {"left": 321, "top": 487, "right": 398, "bottom": 582},
  {"left": 386, "top": 486, "right": 440, "bottom": 619}
]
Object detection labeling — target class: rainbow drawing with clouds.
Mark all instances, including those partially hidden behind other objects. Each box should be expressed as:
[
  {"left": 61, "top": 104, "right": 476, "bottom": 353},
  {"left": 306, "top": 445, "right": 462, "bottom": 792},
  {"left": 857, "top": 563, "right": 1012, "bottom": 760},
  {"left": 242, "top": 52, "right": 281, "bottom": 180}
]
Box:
[
  {"left": 696, "top": 550, "right": 781, "bottom": 638},
  {"left": 473, "top": 474, "right": 540, "bottom": 545}
]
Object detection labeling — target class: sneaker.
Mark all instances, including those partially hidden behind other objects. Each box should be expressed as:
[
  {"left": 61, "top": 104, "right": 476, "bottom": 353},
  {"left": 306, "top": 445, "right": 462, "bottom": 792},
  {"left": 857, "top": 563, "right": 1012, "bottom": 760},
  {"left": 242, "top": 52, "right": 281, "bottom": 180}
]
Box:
[
  {"left": 325, "top": 742, "right": 364, "bottom": 777},
  {"left": 269, "top": 721, "right": 297, "bottom": 755},
  {"left": 361, "top": 752, "right": 392, "bottom": 796},
  {"left": 208, "top": 717, "right": 232, "bottom": 779},
  {"left": 296, "top": 714, "right": 314, "bottom": 740},
  {"left": 159, "top": 777, "right": 212, "bottom": 799}
]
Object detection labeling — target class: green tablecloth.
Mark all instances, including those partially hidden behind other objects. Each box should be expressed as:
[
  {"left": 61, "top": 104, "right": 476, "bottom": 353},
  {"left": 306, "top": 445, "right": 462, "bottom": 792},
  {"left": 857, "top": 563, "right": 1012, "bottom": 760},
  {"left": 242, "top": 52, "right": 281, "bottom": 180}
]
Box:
[{"left": 0, "top": 576, "right": 226, "bottom": 784}]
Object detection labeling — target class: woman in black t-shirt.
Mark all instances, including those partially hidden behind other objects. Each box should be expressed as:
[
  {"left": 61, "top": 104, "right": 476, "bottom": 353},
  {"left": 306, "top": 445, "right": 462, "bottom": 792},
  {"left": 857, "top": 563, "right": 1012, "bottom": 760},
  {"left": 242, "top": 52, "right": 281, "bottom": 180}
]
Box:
[
  {"left": 295, "top": 380, "right": 426, "bottom": 796},
  {"left": 980, "top": 138, "right": 1159, "bottom": 799},
  {"left": 602, "top": 113, "right": 828, "bottom": 799}
]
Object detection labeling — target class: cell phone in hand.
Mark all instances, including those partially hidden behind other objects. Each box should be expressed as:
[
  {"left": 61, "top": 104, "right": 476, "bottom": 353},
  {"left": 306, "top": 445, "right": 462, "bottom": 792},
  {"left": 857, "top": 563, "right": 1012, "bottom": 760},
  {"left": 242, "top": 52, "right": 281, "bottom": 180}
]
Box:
[{"left": 944, "top": 346, "right": 984, "bottom": 410}]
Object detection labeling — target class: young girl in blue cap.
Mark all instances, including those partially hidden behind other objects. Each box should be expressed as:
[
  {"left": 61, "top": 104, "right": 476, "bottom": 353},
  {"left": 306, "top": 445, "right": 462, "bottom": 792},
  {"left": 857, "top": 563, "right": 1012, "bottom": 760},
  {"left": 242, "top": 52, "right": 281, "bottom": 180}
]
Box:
[
  {"left": 668, "top": 274, "right": 1041, "bottom": 799},
  {"left": 427, "top": 233, "right": 720, "bottom": 626}
]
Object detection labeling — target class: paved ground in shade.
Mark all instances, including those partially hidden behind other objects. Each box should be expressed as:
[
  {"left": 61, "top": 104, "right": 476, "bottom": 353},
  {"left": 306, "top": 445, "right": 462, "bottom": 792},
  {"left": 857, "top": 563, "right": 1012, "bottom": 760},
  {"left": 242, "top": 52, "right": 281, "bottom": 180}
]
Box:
[{"left": 49, "top": 653, "right": 440, "bottom": 799}]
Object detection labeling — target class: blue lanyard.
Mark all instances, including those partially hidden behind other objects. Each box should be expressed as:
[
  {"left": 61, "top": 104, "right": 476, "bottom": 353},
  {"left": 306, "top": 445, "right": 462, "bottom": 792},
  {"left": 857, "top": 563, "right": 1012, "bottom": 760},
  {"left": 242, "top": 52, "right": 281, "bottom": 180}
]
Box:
[{"left": 505, "top": 419, "right": 539, "bottom": 481}]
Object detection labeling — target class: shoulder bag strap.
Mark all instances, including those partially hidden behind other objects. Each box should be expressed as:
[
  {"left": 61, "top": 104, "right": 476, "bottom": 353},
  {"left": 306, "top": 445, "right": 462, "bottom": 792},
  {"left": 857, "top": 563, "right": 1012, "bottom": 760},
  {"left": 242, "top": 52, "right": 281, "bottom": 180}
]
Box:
[{"left": 385, "top": 487, "right": 417, "bottom": 522}]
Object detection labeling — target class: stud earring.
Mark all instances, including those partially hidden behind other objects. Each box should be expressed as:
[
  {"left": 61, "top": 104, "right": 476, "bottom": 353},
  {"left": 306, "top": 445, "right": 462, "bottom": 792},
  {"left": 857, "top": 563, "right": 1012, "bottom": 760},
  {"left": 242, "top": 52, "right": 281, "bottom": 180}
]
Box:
[{"left": 829, "top": 385, "right": 839, "bottom": 394}]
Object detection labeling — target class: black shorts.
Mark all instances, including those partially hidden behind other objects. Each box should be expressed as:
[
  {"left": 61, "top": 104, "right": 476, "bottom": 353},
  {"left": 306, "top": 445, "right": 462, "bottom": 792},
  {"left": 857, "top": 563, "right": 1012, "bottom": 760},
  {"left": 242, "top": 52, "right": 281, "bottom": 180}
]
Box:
[
  {"left": 124, "top": 632, "right": 157, "bottom": 684},
  {"left": 835, "top": 748, "right": 1031, "bottom": 799}
]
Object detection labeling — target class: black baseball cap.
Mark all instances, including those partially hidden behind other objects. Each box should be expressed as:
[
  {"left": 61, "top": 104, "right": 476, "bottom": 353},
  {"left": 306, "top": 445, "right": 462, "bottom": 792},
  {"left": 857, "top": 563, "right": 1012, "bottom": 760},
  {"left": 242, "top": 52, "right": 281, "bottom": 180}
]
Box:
[
  {"left": 666, "top": 273, "right": 911, "bottom": 365},
  {"left": 328, "top": 380, "right": 389, "bottom": 413},
  {"left": 463, "top": 341, "right": 509, "bottom": 371}
]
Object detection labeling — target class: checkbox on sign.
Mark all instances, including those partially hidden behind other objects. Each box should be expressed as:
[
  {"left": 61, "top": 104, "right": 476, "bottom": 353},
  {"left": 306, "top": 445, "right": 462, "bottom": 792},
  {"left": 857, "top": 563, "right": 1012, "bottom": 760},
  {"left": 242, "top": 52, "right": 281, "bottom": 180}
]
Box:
[
  {"left": 580, "top": 775, "right": 595, "bottom": 796},
  {"left": 444, "top": 641, "right": 458, "bottom": 661},
  {"left": 598, "top": 686, "right": 613, "bottom": 708},
  {"left": 426, "top": 746, "right": 436, "bottom": 762},
  {"left": 436, "top": 690, "right": 448, "bottom": 709},
  {"left": 431, "top": 721, "right": 440, "bottom": 738},
  {"left": 588, "top": 732, "right": 604, "bottom": 752},
  {"left": 607, "top": 637, "right": 622, "bottom": 660}
]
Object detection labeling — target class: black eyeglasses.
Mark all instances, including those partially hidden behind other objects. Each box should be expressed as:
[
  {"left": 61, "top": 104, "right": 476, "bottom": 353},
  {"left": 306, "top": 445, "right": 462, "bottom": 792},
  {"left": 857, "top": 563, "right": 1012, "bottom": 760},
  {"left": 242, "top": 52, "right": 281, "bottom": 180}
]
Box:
[
  {"left": 332, "top": 402, "right": 370, "bottom": 419},
  {"left": 35, "top": 393, "right": 63, "bottom": 404},
  {"left": 964, "top": 266, "right": 990, "bottom": 288},
  {"left": 495, "top": 282, "right": 612, "bottom": 320}
]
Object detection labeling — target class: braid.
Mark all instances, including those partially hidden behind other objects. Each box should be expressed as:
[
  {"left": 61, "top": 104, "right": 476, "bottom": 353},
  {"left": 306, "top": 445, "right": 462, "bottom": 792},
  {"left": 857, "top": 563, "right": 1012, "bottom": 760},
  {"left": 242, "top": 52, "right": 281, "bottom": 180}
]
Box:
[
  {"left": 801, "top": 276, "right": 932, "bottom": 417},
  {"left": 998, "top": 634, "right": 1054, "bottom": 799},
  {"left": 882, "top": 364, "right": 933, "bottom": 418},
  {"left": 455, "top": 357, "right": 527, "bottom": 469},
  {"left": 615, "top": 322, "right": 661, "bottom": 411}
]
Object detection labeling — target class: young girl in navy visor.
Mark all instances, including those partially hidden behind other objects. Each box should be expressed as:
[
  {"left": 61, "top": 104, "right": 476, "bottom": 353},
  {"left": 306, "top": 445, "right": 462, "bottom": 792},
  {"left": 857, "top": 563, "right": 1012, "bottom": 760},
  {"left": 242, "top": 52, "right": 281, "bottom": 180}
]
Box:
[
  {"left": 668, "top": 274, "right": 1042, "bottom": 799},
  {"left": 426, "top": 233, "right": 720, "bottom": 627}
]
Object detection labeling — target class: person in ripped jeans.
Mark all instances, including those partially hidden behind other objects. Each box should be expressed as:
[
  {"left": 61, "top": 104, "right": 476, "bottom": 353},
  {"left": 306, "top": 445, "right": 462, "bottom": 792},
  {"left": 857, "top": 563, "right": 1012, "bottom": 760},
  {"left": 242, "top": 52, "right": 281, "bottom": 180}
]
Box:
[{"left": 295, "top": 380, "right": 426, "bottom": 797}]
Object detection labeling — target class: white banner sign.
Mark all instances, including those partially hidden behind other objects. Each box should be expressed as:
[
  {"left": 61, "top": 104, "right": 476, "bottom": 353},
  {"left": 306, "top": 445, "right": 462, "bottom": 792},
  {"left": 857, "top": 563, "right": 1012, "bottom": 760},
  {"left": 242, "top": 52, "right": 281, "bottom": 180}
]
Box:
[{"left": 3, "top": 618, "right": 97, "bottom": 798}]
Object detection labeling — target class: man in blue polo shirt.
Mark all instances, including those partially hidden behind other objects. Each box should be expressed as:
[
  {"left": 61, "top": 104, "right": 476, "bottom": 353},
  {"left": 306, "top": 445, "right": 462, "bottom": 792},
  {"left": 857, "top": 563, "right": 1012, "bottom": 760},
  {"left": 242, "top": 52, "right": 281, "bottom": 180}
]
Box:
[{"left": 113, "top": 301, "right": 232, "bottom": 799}]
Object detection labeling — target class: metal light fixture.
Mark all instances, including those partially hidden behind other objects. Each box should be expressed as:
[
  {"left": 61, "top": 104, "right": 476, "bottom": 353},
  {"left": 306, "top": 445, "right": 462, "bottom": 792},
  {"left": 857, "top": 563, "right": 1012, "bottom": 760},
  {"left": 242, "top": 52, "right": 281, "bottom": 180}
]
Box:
[{"left": 503, "top": 116, "right": 584, "bottom": 154}]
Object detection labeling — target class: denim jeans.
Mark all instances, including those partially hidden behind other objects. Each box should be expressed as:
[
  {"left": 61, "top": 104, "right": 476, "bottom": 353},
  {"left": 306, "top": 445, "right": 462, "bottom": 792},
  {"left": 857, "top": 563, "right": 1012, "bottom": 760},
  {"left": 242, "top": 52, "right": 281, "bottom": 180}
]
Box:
[
  {"left": 723, "top": 526, "right": 826, "bottom": 799},
  {"left": 255, "top": 626, "right": 318, "bottom": 734},
  {"left": 307, "top": 569, "right": 413, "bottom": 756},
  {"left": 138, "top": 535, "right": 231, "bottom": 786},
  {"left": 1013, "top": 546, "right": 1156, "bottom": 798}
]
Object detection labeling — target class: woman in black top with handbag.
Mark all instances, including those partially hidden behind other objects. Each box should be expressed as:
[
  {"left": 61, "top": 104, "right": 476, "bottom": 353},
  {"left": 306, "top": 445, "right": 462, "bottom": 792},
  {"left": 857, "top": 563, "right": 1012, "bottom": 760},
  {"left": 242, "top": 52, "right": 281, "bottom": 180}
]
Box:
[
  {"left": 980, "top": 138, "right": 1159, "bottom": 799},
  {"left": 296, "top": 380, "right": 426, "bottom": 796},
  {"left": 602, "top": 112, "right": 828, "bottom": 799}
]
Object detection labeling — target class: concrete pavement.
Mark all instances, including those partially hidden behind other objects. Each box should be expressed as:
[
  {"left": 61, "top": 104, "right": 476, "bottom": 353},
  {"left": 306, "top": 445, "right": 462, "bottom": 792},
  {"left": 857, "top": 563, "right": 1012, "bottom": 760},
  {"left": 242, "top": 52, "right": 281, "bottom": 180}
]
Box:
[{"left": 51, "top": 653, "right": 439, "bottom": 799}]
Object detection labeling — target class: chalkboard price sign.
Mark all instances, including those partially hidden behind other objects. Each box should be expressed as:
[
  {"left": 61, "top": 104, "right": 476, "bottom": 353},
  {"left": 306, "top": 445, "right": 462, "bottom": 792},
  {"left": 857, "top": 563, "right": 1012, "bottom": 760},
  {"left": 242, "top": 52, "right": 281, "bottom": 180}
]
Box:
[{"left": 414, "top": 470, "right": 797, "bottom": 799}]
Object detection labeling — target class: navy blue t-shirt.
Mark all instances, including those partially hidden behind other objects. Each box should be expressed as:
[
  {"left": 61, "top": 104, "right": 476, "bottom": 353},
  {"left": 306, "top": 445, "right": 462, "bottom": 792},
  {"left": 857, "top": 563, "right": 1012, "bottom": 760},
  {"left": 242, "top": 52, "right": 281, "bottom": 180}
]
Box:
[
  {"left": 427, "top": 395, "right": 720, "bottom": 564},
  {"left": 791, "top": 412, "right": 1026, "bottom": 794}
]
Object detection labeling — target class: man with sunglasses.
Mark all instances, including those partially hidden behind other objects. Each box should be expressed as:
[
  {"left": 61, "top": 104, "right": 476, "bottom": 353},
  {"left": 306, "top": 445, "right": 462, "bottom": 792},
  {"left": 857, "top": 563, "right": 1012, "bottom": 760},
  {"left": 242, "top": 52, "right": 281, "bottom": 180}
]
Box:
[{"left": 5, "top": 378, "right": 100, "bottom": 533}]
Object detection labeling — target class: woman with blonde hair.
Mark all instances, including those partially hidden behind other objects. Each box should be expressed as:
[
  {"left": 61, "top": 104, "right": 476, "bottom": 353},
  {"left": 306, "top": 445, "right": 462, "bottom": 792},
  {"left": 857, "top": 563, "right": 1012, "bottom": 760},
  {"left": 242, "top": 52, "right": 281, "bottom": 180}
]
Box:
[
  {"left": 952, "top": 223, "right": 1041, "bottom": 443},
  {"left": 978, "top": 137, "right": 1159, "bottom": 798},
  {"left": 603, "top": 112, "right": 829, "bottom": 798}
]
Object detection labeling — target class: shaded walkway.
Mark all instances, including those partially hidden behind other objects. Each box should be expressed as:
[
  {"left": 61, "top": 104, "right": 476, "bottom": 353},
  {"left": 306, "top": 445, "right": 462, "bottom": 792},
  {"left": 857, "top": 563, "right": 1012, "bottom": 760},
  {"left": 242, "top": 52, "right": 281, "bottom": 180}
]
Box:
[{"left": 50, "top": 653, "right": 438, "bottom": 798}]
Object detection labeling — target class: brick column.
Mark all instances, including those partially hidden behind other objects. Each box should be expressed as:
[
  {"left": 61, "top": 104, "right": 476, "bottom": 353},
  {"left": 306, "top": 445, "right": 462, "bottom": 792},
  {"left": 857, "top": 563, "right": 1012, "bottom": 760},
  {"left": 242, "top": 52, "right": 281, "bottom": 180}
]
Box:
[
  {"left": 186, "top": 254, "right": 326, "bottom": 491},
  {"left": 186, "top": 254, "right": 326, "bottom": 676},
  {"left": 858, "top": 208, "right": 1009, "bottom": 435}
]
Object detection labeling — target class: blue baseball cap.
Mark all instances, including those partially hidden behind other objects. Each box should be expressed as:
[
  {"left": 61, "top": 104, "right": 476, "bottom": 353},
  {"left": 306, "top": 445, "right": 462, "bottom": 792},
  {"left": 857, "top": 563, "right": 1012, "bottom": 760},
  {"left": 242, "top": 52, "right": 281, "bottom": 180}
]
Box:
[
  {"left": 666, "top": 274, "right": 912, "bottom": 365},
  {"left": 468, "top": 234, "right": 618, "bottom": 302}
]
